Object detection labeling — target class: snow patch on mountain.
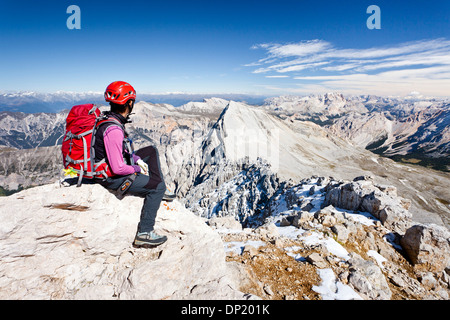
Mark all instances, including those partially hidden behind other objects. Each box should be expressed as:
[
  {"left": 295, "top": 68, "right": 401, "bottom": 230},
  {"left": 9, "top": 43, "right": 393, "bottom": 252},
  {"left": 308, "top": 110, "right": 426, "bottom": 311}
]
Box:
[{"left": 178, "top": 97, "right": 230, "bottom": 114}]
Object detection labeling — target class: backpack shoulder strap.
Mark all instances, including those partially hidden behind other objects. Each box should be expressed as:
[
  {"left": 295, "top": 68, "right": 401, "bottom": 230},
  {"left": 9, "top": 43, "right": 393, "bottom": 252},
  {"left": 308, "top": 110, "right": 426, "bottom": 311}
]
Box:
[
  {"left": 93, "top": 113, "right": 135, "bottom": 164},
  {"left": 96, "top": 114, "right": 124, "bottom": 130}
]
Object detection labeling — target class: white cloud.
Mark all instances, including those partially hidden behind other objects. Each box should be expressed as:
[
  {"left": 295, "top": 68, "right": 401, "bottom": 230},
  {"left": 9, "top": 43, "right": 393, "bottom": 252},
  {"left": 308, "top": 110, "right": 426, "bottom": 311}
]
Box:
[
  {"left": 246, "top": 38, "right": 450, "bottom": 96},
  {"left": 293, "top": 67, "right": 450, "bottom": 96},
  {"left": 265, "top": 75, "right": 289, "bottom": 78},
  {"left": 277, "top": 61, "right": 330, "bottom": 73},
  {"left": 260, "top": 40, "right": 332, "bottom": 57}
]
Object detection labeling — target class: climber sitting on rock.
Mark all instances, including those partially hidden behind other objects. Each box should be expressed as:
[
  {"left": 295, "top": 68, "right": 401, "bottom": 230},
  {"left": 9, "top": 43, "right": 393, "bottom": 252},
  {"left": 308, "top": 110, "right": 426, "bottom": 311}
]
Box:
[{"left": 94, "top": 81, "right": 175, "bottom": 248}]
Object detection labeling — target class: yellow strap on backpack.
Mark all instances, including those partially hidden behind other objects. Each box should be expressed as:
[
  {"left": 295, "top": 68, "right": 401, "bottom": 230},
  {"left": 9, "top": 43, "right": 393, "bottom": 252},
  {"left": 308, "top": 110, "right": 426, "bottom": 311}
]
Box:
[{"left": 63, "top": 167, "right": 78, "bottom": 178}]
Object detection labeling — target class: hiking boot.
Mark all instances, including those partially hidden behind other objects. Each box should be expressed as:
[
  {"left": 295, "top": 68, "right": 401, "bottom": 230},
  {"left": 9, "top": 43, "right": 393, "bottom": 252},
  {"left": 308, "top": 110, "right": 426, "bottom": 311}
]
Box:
[
  {"left": 133, "top": 230, "right": 167, "bottom": 248},
  {"left": 162, "top": 188, "right": 176, "bottom": 202}
]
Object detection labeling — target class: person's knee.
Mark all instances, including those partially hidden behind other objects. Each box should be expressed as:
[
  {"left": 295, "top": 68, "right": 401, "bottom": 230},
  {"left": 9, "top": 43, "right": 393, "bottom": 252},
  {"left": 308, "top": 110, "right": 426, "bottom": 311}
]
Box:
[
  {"left": 142, "top": 181, "right": 165, "bottom": 202},
  {"left": 157, "top": 181, "right": 166, "bottom": 194},
  {"left": 136, "top": 145, "right": 158, "bottom": 162}
]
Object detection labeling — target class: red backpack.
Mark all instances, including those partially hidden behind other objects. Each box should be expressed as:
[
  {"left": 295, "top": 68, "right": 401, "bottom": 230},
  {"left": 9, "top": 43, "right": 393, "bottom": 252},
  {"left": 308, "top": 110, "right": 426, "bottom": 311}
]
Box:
[{"left": 61, "top": 104, "right": 116, "bottom": 186}]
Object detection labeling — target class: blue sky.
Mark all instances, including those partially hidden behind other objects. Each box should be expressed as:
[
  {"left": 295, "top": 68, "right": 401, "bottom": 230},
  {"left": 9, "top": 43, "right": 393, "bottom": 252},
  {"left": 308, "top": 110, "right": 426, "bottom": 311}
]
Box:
[{"left": 1, "top": 0, "right": 449, "bottom": 97}]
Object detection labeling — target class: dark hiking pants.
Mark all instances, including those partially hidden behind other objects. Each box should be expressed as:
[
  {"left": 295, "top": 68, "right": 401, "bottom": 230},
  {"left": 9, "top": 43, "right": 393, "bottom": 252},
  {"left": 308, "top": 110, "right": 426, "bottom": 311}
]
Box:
[{"left": 97, "top": 146, "right": 166, "bottom": 233}]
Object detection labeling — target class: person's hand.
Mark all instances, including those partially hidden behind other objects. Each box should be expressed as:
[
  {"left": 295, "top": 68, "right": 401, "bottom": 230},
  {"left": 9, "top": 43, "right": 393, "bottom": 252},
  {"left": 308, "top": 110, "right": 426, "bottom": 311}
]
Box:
[{"left": 137, "top": 159, "right": 149, "bottom": 175}]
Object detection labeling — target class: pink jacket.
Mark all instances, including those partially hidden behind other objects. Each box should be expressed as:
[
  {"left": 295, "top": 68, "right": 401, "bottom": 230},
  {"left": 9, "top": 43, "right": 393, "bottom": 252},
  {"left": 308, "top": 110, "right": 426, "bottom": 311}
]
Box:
[{"left": 103, "top": 125, "right": 141, "bottom": 176}]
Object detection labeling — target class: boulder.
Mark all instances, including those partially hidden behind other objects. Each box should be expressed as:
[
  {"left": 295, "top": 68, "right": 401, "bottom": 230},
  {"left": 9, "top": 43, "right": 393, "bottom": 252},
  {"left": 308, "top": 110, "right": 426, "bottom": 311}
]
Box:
[
  {"left": 347, "top": 253, "right": 392, "bottom": 300},
  {"left": 331, "top": 224, "right": 350, "bottom": 243},
  {"left": 323, "top": 179, "right": 412, "bottom": 234},
  {"left": 292, "top": 211, "right": 314, "bottom": 228},
  {"left": 400, "top": 223, "right": 450, "bottom": 274},
  {"left": 255, "top": 222, "right": 279, "bottom": 239},
  {"left": 306, "top": 252, "right": 328, "bottom": 269},
  {"left": 208, "top": 215, "right": 242, "bottom": 231},
  {"left": 314, "top": 205, "right": 345, "bottom": 227}
]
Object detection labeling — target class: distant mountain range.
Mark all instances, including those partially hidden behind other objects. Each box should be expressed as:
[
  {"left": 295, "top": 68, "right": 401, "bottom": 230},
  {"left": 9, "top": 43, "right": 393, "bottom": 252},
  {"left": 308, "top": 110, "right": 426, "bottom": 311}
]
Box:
[
  {"left": 0, "top": 91, "right": 267, "bottom": 113},
  {"left": 261, "top": 93, "right": 450, "bottom": 171},
  {"left": 0, "top": 92, "right": 448, "bottom": 170}
]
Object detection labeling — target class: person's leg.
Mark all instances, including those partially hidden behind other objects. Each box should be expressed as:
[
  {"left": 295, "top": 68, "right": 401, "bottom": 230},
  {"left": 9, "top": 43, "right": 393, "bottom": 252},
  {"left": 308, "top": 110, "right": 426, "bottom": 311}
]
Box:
[
  {"left": 127, "top": 175, "right": 167, "bottom": 247},
  {"left": 135, "top": 146, "right": 164, "bottom": 189},
  {"left": 97, "top": 172, "right": 167, "bottom": 246},
  {"left": 132, "top": 146, "right": 168, "bottom": 246},
  {"left": 126, "top": 174, "right": 166, "bottom": 233},
  {"left": 136, "top": 146, "right": 176, "bottom": 202},
  {"left": 132, "top": 145, "right": 167, "bottom": 232},
  {"left": 97, "top": 146, "right": 169, "bottom": 247}
]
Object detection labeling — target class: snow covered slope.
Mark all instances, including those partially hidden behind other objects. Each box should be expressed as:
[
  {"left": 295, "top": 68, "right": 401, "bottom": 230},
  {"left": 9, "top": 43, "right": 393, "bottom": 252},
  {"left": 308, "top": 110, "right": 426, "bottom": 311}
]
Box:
[
  {"left": 177, "top": 97, "right": 230, "bottom": 114},
  {"left": 201, "top": 100, "right": 369, "bottom": 180}
]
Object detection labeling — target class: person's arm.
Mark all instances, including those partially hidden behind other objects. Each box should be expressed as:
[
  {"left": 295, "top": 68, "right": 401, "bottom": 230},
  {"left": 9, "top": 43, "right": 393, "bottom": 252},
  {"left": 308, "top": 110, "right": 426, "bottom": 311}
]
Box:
[
  {"left": 132, "top": 153, "right": 141, "bottom": 164},
  {"left": 103, "top": 126, "right": 141, "bottom": 176}
]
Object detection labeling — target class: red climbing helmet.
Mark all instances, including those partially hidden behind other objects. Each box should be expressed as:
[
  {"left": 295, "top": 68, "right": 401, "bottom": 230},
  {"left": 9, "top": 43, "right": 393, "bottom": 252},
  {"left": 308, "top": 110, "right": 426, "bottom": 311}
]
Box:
[{"left": 104, "top": 81, "right": 136, "bottom": 105}]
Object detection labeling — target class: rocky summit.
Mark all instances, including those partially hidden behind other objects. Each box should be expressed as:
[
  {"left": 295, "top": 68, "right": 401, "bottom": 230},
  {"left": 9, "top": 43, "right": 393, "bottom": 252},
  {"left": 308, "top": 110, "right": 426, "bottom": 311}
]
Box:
[{"left": 0, "top": 182, "right": 248, "bottom": 299}]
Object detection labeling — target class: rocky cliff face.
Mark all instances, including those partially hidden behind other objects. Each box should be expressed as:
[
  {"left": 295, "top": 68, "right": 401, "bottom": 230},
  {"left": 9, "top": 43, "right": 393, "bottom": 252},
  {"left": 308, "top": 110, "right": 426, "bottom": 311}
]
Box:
[
  {"left": 0, "top": 111, "right": 68, "bottom": 148},
  {"left": 262, "top": 94, "right": 449, "bottom": 171},
  {"left": 327, "top": 107, "right": 450, "bottom": 159}
]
